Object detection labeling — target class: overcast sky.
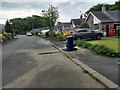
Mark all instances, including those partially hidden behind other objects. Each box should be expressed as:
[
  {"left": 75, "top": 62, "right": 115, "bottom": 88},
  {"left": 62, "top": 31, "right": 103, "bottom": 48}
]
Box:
[{"left": 0, "top": 0, "right": 117, "bottom": 24}]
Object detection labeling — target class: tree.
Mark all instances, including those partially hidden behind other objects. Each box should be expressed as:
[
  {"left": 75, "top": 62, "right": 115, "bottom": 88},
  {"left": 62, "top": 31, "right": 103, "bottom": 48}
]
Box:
[
  {"left": 80, "top": 22, "right": 89, "bottom": 28},
  {"left": 86, "top": 0, "right": 120, "bottom": 14},
  {"left": 110, "top": 0, "right": 120, "bottom": 10},
  {"left": 86, "top": 4, "right": 112, "bottom": 14},
  {"left": 4, "top": 20, "right": 13, "bottom": 33},
  {"left": 42, "top": 4, "right": 59, "bottom": 38}
]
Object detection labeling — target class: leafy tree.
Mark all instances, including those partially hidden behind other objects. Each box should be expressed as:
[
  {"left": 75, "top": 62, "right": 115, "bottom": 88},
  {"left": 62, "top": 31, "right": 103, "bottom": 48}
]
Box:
[
  {"left": 86, "top": 0, "right": 120, "bottom": 14},
  {"left": 110, "top": 0, "right": 120, "bottom": 10},
  {"left": 42, "top": 4, "right": 59, "bottom": 38},
  {"left": 86, "top": 4, "right": 112, "bottom": 14},
  {"left": 80, "top": 22, "right": 89, "bottom": 28},
  {"left": 4, "top": 20, "right": 13, "bottom": 33}
]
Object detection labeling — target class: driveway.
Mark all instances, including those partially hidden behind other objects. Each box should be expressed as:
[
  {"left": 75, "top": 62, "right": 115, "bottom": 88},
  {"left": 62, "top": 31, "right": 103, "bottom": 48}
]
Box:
[{"left": 2, "top": 35, "right": 105, "bottom": 88}]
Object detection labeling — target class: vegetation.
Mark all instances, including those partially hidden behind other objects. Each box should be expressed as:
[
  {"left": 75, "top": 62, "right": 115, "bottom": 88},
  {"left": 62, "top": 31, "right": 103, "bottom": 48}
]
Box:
[
  {"left": 75, "top": 38, "right": 120, "bottom": 58},
  {"left": 87, "top": 37, "right": 119, "bottom": 53},
  {"left": 4, "top": 20, "right": 13, "bottom": 33},
  {"left": 86, "top": 0, "right": 120, "bottom": 14},
  {"left": 63, "top": 31, "right": 71, "bottom": 37},
  {"left": 0, "top": 32, "right": 13, "bottom": 43},
  {"left": 10, "top": 15, "right": 50, "bottom": 34},
  {"left": 42, "top": 4, "right": 59, "bottom": 38},
  {"left": 80, "top": 22, "right": 89, "bottom": 28}
]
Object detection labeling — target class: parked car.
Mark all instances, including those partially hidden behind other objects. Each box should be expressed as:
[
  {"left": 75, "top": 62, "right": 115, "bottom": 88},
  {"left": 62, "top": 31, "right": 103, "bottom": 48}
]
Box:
[
  {"left": 26, "top": 32, "right": 32, "bottom": 36},
  {"left": 40, "top": 29, "right": 50, "bottom": 36},
  {"left": 72, "top": 28, "right": 103, "bottom": 40}
]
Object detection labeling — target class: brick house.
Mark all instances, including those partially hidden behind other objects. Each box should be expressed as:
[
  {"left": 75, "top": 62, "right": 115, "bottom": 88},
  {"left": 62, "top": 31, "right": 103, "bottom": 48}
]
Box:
[{"left": 85, "top": 7, "right": 120, "bottom": 36}]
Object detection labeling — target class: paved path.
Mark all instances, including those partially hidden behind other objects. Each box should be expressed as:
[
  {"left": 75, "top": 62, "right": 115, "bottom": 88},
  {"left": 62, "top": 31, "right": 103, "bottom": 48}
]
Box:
[
  {"left": 47, "top": 38, "right": 119, "bottom": 86},
  {"left": 2, "top": 35, "right": 105, "bottom": 88}
]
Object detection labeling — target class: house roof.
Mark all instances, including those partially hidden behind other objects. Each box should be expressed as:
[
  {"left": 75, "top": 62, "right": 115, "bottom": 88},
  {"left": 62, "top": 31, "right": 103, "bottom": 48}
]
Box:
[
  {"left": 54, "top": 24, "right": 62, "bottom": 30},
  {"left": 71, "top": 18, "right": 85, "bottom": 26},
  {"left": 62, "top": 22, "right": 70, "bottom": 27},
  {"left": 87, "top": 10, "right": 120, "bottom": 23}
]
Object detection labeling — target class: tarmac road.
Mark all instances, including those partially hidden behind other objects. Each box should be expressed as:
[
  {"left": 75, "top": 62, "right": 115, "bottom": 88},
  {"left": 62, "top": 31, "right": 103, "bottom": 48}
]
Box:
[{"left": 2, "top": 35, "right": 105, "bottom": 88}]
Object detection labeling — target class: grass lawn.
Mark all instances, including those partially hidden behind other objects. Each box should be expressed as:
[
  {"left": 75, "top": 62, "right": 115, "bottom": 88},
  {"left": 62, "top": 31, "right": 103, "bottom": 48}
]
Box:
[{"left": 87, "top": 37, "right": 119, "bottom": 53}]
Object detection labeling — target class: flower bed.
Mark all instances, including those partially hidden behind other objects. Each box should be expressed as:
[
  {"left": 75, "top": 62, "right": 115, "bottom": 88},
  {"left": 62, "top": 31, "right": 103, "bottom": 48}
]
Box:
[{"left": 0, "top": 32, "right": 13, "bottom": 43}]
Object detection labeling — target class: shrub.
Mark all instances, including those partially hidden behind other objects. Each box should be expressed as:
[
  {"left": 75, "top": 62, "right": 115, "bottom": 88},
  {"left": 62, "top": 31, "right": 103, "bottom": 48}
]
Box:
[
  {"left": 75, "top": 40, "right": 86, "bottom": 47},
  {"left": 1, "top": 36, "right": 7, "bottom": 42},
  {"left": 63, "top": 31, "right": 71, "bottom": 37},
  {"left": 80, "top": 22, "right": 89, "bottom": 28},
  {"left": 3, "top": 32, "right": 12, "bottom": 40},
  {"left": 82, "top": 42, "right": 92, "bottom": 48},
  {"left": 55, "top": 30, "right": 62, "bottom": 36},
  {"left": 54, "top": 34, "right": 66, "bottom": 41},
  {"left": 75, "top": 40, "right": 120, "bottom": 58}
]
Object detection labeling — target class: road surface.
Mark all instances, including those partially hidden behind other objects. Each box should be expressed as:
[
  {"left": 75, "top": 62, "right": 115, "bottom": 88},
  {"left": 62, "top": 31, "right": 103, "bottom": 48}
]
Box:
[{"left": 2, "top": 35, "right": 105, "bottom": 88}]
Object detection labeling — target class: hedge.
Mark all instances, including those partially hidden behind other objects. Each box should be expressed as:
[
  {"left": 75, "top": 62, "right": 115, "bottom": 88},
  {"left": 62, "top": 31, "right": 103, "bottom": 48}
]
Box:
[{"left": 75, "top": 40, "right": 120, "bottom": 58}]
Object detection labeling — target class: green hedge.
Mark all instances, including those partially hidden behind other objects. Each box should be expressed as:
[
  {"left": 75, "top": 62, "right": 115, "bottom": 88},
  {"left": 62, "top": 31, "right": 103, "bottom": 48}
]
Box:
[
  {"left": 75, "top": 40, "right": 120, "bottom": 58},
  {"left": 54, "top": 34, "right": 66, "bottom": 41}
]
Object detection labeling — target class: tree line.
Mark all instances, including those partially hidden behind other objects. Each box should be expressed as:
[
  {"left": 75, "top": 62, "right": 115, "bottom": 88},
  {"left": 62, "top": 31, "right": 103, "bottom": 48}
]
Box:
[
  {"left": 10, "top": 15, "right": 50, "bottom": 34},
  {"left": 86, "top": 0, "right": 120, "bottom": 14}
]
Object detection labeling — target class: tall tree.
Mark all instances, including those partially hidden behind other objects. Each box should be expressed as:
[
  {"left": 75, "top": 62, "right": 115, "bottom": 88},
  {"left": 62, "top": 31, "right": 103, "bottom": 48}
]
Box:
[
  {"left": 42, "top": 4, "right": 59, "bottom": 38},
  {"left": 4, "top": 20, "right": 13, "bottom": 33},
  {"left": 86, "top": 4, "right": 112, "bottom": 14},
  {"left": 86, "top": 0, "right": 120, "bottom": 14},
  {"left": 110, "top": 0, "right": 120, "bottom": 10}
]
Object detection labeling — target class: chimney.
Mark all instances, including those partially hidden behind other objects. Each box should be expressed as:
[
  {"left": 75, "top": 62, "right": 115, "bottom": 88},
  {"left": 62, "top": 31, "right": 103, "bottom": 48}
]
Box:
[
  {"left": 102, "top": 5, "right": 106, "bottom": 12},
  {"left": 80, "top": 14, "right": 83, "bottom": 19}
]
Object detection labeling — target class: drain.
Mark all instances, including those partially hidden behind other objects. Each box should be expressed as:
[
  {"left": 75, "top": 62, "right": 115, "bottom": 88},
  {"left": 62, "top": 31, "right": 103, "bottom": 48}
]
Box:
[{"left": 38, "top": 51, "right": 59, "bottom": 55}]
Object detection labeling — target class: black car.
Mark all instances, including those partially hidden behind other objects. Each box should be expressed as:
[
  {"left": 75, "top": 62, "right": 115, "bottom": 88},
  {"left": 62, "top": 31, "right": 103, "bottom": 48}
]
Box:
[{"left": 72, "top": 28, "right": 103, "bottom": 40}]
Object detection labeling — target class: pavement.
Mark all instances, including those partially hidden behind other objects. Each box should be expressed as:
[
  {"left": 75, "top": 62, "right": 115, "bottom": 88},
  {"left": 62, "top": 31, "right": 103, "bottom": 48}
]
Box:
[
  {"left": 2, "top": 35, "right": 106, "bottom": 88},
  {"left": 44, "top": 37, "right": 119, "bottom": 88}
]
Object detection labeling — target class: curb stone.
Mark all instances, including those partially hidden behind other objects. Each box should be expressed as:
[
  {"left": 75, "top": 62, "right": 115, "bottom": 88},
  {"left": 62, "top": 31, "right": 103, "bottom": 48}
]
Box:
[{"left": 46, "top": 39, "right": 119, "bottom": 89}]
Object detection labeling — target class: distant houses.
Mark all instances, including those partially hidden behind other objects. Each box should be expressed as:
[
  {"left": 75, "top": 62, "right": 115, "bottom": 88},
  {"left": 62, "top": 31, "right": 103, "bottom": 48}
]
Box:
[
  {"left": 54, "top": 18, "right": 85, "bottom": 33},
  {"left": 70, "top": 18, "right": 85, "bottom": 30}
]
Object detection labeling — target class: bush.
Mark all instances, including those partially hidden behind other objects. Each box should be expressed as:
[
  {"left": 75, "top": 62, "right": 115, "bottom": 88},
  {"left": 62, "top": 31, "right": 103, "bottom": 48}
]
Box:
[
  {"left": 55, "top": 30, "right": 62, "bottom": 36},
  {"left": 80, "top": 22, "right": 89, "bottom": 28},
  {"left": 63, "top": 31, "right": 71, "bottom": 37},
  {"left": 75, "top": 40, "right": 120, "bottom": 57},
  {"left": 3, "top": 32, "right": 12, "bottom": 40},
  {"left": 54, "top": 34, "right": 66, "bottom": 41}
]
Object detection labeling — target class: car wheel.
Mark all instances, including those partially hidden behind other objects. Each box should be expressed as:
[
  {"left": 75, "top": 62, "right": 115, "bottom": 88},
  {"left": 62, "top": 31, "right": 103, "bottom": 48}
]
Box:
[
  {"left": 76, "top": 37, "right": 82, "bottom": 40},
  {"left": 96, "top": 34, "right": 101, "bottom": 40}
]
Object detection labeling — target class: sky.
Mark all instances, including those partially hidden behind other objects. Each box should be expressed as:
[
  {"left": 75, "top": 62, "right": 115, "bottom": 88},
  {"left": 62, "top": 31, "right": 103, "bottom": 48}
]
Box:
[{"left": 0, "top": 0, "right": 117, "bottom": 24}]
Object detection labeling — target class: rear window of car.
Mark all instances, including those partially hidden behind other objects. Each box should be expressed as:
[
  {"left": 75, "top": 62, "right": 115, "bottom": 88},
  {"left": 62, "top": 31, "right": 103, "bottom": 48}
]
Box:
[{"left": 78, "top": 29, "right": 87, "bottom": 32}]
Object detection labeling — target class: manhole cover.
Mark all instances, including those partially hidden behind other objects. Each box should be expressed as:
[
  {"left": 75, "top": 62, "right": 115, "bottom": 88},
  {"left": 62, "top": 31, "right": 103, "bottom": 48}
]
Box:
[{"left": 38, "top": 51, "right": 59, "bottom": 55}]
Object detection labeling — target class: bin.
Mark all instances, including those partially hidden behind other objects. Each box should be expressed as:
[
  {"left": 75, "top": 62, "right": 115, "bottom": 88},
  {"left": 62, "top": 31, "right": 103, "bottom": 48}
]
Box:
[{"left": 66, "top": 36, "right": 73, "bottom": 51}]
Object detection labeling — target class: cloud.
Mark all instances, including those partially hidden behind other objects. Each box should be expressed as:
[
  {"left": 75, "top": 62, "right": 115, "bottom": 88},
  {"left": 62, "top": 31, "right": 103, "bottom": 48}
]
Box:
[
  {"left": 0, "top": 1, "right": 117, "bottom": 24},
  {"left": 2, "top": 0, "right": 116, "bottom": 3},
  {"left": 2, "top": 2, "right": 49, "bottom": 10}
]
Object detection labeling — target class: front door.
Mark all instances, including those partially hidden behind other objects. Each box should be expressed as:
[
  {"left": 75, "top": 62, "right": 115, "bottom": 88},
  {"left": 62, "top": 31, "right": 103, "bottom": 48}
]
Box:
[{"left": 106, "top": 25, "right": 109, "bottom": 37}]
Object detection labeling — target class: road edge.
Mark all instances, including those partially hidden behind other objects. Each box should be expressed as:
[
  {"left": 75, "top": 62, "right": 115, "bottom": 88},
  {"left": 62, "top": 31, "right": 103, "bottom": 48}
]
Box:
[{"left": 46, "top": 39, "right": 119, "bottom": 89}]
